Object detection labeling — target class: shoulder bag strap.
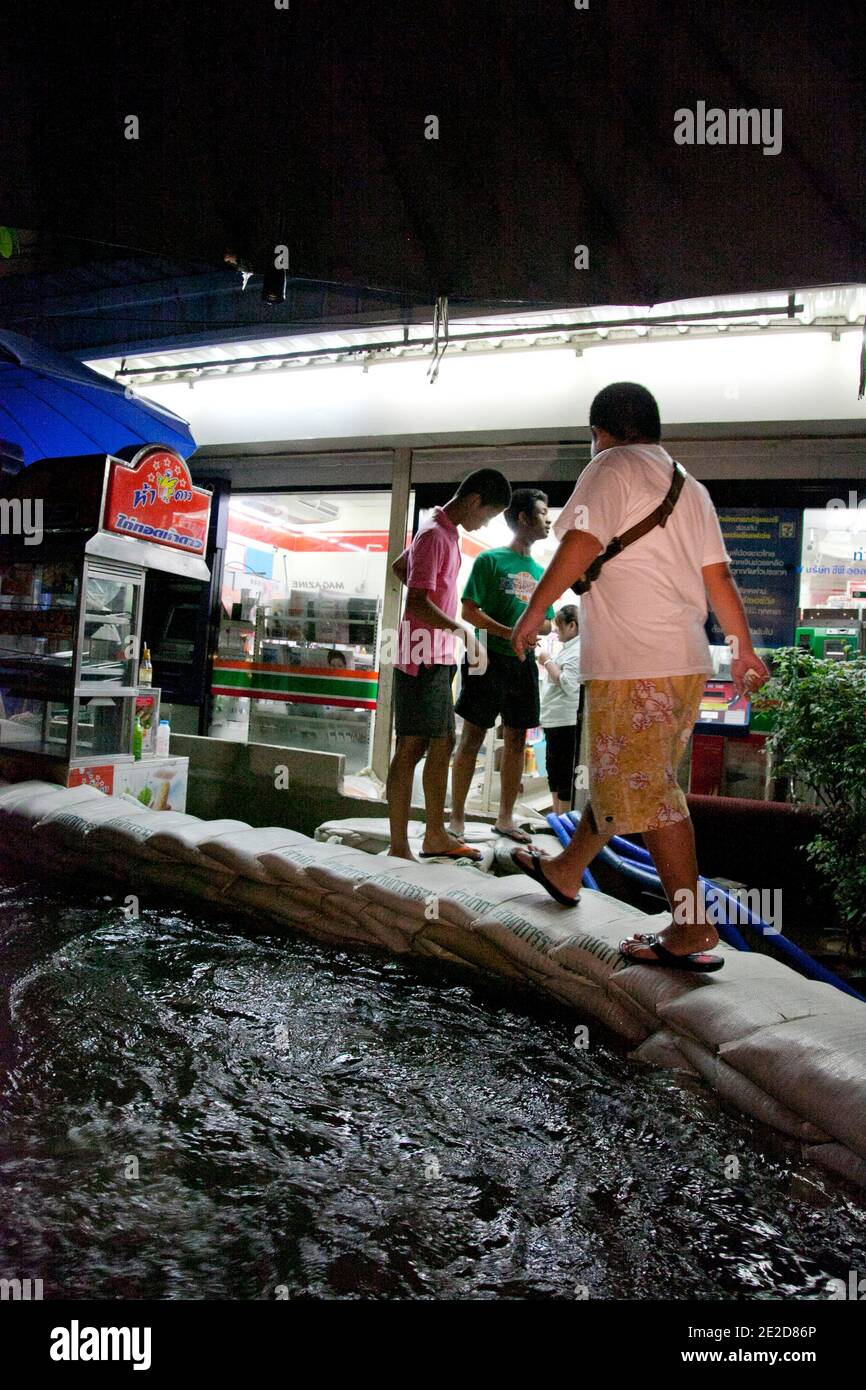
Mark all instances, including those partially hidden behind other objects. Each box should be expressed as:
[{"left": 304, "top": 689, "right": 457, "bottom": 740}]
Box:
[{"left": 572, "top": 460, "right": 687, "bottom": 595}]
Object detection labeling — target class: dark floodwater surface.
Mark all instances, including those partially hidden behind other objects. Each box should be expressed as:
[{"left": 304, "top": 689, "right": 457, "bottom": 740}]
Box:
[{"left": 0, "top": 866, "right": 863, "bottom": 1301}]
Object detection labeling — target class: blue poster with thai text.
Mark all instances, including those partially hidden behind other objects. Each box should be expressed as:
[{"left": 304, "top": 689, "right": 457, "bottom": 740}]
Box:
[{"left": 706, "top": 508, "right": 801, "bottom": 649}]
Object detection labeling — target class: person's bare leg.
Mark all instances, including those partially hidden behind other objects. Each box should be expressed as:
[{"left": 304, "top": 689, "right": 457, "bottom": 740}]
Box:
[
  {"left": 495, "top": 725, "right": 531, "bottom": 842},
  {"left": 448, "top": 720, "right": 486, "bottom": 837},
  {"left": 422, "top": 733, "right": 454, "bottom": 845},
  {"left": 513, "top": 803, "right": 609, "bottom": 899},
  {"left": 622, "top": 817, "right": 718, "bottom": 958},
  {"left": 386, "top": 735, "right": 428, "bottom": 860}
]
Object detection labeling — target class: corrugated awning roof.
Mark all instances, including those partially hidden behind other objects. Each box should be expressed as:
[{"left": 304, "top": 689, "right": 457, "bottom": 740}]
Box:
[{"left": 85, "top": 288, "right": 866, "bottom": 384}]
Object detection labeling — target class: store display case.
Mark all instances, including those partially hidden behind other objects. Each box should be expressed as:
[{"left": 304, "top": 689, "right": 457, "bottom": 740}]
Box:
[{"left": 0, "top": 445, "right": 211, "bottom": 798}]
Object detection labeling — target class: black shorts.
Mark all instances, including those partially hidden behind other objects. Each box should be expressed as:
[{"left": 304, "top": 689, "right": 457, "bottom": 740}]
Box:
[
  {"left": 455, "top": 649, "right": 540, "bottom": 731},
  {"left": 394, "top": 663, "right": 456, "bottom": 739},
  {"left": 544, "top": 724, "right": 578, "bottom": 800}
]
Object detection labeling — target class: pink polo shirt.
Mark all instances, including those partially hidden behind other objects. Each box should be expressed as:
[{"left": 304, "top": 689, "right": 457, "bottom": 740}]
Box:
[{"left": 395, "top": 507, "right": 461, "bottom": 675}]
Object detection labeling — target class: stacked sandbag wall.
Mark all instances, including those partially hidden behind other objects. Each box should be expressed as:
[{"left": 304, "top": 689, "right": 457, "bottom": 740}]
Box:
[{"left": 1, "top": 783, "right": 864, "bottom": 1191}]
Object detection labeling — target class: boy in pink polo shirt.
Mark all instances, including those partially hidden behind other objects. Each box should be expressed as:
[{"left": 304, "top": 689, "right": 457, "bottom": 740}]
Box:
[{"left": 387, "top": 469, "right": 511, "bottom": 860}]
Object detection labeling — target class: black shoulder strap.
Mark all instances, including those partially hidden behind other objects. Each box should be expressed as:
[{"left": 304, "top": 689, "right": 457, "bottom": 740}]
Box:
[{"left": 572, "top": 460, "right": 686, "bottom": 596}]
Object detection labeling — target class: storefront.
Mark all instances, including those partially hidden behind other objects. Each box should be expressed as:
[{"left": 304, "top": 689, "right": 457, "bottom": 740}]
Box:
[{"left": 85, "top": 288, "right": 866, "bottom": 812}]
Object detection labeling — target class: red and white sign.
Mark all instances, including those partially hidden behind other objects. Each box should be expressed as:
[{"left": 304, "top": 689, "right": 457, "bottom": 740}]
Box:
[
  {"left": 67, "top": 763, "right": 115, "bottom": 794},
  {"left": 103, "top": 447, "right": 211, "bottom": 555}
]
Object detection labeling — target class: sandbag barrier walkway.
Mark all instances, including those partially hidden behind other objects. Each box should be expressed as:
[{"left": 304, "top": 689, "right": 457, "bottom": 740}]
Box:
[
  {"left": 1, "top": 781, "right": 865, "bottom": 1193},
  {"left": 548, "top": 812, "right": 866, "bottom": 1003}
]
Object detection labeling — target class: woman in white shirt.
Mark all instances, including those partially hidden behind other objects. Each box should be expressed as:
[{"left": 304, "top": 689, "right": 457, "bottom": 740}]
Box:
[{"left": 538, "top": 605, "right": 582, "bottom": 815}]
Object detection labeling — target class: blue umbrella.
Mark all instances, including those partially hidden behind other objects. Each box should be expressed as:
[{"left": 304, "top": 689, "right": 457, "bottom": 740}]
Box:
[{"left": 0, "top": 330, "right": 195, "bottom": 465}]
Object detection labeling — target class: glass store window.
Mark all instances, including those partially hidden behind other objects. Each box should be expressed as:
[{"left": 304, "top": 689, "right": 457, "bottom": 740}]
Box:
[
  {"left": 210, "top": 489, "right": 409, "bottom": 774},
  {"left": 796, "top": 504, "right": 866, "bottom": 657},
  {"left": 410, "top": 501, "right": 578, "bottom": 818}
]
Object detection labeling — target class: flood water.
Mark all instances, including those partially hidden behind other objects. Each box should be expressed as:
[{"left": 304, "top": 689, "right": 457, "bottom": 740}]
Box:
[{"left": 0, "top": 864, "right": 863, "bottom": 1301}]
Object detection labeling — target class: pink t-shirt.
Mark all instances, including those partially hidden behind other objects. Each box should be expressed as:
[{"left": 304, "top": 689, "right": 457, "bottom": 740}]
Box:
[{"left": 395, "top": 507, "right": 461, "bottom": 675}]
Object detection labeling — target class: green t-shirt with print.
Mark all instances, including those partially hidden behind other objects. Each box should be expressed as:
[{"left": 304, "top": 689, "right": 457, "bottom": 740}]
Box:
[{"left": 462, "top": 547, "right": 555, "bottom": 657}]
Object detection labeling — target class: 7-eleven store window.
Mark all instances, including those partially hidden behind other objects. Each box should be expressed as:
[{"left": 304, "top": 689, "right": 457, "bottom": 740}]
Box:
[
  {"left": 210, "top": 490, "right": 409, "bottom": 775},
  {"left": 413, "top": 502, "right": 573, "bottom": 817}
]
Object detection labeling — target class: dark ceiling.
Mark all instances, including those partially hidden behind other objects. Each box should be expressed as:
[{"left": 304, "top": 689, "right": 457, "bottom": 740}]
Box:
[{"left": 0, "top": 0, "right": 863, "bottom": 358}]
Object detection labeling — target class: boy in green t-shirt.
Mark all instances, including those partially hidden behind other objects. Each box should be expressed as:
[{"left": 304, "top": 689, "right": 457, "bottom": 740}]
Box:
[{"left": 450, "top": 488, "right": 554, "bottom": 844}]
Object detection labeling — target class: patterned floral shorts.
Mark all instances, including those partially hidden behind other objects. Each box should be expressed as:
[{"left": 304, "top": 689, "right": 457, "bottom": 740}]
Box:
[{"left": 585, "top": 674, "right": 706, "bottom": 836}]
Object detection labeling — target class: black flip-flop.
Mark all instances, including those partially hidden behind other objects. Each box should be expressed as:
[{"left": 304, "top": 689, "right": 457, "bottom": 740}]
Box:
[
  {"left": 619, "top": 932, "right": 723, "bottom": 973},
  {"left": 493, "top": 825, "right": 532, "bottom": 845},
  {"left": 510, "top": 847, "right": 580, "bottom": 907}
]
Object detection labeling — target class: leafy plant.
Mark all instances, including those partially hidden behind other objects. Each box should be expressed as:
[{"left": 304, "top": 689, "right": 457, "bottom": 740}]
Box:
[{"left": 754, "top": 649, "right": 866, "bottom": 950}]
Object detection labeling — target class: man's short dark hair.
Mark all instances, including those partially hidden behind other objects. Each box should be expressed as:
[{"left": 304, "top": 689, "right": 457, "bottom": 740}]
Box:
[
  {"left": 456, "top": 468, "right": 512, "bottom": 509},
  {"left": 589, "top": 382, "right": 661, "bottom": 443},
  {"left": 505, "top": 487, "right": 547, "bottom": 532},
  {"left": 557, "top": 603, "right": 579, "bottom": 628}
]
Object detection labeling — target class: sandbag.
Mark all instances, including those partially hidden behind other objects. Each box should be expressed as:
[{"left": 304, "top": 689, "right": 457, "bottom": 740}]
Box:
[
  {"left": 227, "top": 878, "right": 381, "bottom": 946},
  {"left": 412, "top": 932, "right": 484, "bottom": 969},
  {"left": 472, "top": 892, "right": 643, "bottom": 988},
  {"left": 418, "top": 919, "right": 533, "bottom": 978},
  {"left": 314, "top": 817, "right": 421, "bottom": 850},
  {"left": 315, "top": 896, "right": 387, "bottom": 946},
  {"left": 609, "top": 942, "right": 793, "bottom": 1029},
  {"left": 0, "top": 778, "right": 72, "bottom": 807},
  {"left": 721, "top": 1006, "right": 866, "bottom": 1160},
  {"left": 314, "top": 817, "right": 493, "bottom": 852},
  {"left": 225, "top": 877, "right": 315, "bottom": 925},
  {"left": 145, "top": 819, "right": 252, "bottom": 864},
  {"left": 805, "top": 1143, "right": 866, "bottom": 1189},
  {"left": 197, "top": 826, "right": 313, "bottom": 880},
  {"left": 358, "top": 899, "right": 525, "bottom": 973},
  {"left": 518, "top": 965, "right": 650, "bottom": 1045},
  {"left": 368, "top": 900, "right": 546, "bottom": 977},
  {"left": 354, "top": 862, "right": 511, "bottom": 924},
  {"left": 259, "top": 841, "right": 370, "bottom": 884},
  {"left": 349, "top": 903, "right": 418, "bottom": 954},
  {"left": 659, "top": 970, "right": 845, "bottom": 1050},
  {"left": 229, "top": 877, "right": 328, "bottom": 918},
  {"left": 304, "top": 850, "right": 414, "bottom": 894},
  {"left": 630, "top": 1028, "right": 699, "bottom": 1073},
  {"left": 0, "top": 783, "right": 106, "bottom": 828},
  {"left": 676, "top": 1034, "right": 832, "bottom": 1144},
  {"left": 125, "top": 855, "right": 236, "bottom": 903},
  {"left": 88, "top": 811, "right": 201, "bottom": 860},
  {"left": 33, "top": 800, "right": 155, "bottom": 849}
]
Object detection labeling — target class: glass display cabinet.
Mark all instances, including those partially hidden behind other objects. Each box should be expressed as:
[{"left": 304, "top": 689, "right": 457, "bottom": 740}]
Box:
[
  {"left": 0, "top": 555, "right": 143, "bottom": 761},
  {"left": 0, "top": 445, "right": 211, "bottom": 793}
]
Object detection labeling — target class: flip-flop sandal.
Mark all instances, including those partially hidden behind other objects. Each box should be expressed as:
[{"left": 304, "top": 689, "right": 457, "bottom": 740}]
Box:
[
  {"left": 493, "top": 825, "right": 532, "bottom": 845},
  {"left": 419, "top": 844, "right": 482, "bottom": 862},
  {"left": 510, "top": 847, "right": 580, "bottom": 907},
  {"left": 619, "top": 932, "right": 723, "bottom": 973}
]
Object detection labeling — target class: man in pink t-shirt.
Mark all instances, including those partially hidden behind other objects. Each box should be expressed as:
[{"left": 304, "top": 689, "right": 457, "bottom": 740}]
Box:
[{"left": 387, "top": 469, "right": 511, "bottom": 861}]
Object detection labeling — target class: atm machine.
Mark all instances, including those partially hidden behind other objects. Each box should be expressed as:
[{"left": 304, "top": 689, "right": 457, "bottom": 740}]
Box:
[{"left": 795, "top": 608, "right": 866, "bottom": 660}]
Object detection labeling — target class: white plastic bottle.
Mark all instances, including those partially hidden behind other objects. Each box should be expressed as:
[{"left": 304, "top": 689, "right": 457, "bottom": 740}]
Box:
[{"left": 155, "top": 718, "right": 171, "bottom": 756}]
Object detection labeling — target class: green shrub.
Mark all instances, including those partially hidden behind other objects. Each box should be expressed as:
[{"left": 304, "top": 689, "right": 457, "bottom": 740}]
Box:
[{"left": 755, "top": 649, "right": 866, "bottom": 950}]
